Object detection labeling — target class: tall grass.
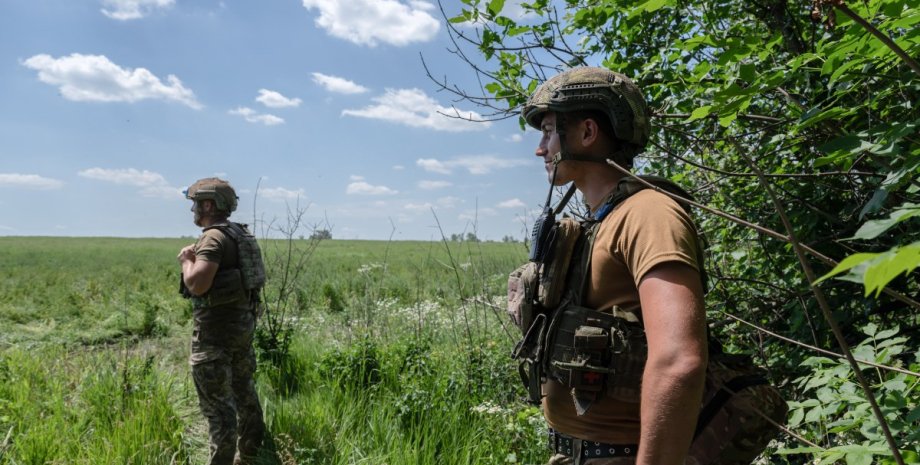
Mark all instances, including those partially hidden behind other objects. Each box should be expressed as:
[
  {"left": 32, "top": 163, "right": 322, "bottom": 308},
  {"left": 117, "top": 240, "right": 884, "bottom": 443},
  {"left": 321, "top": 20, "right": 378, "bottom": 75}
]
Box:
[
  {"left": 0, "top": 345, "right": 197, "bottom": 464},
  {"left": 0, "top": 237, "right": 545, "bottom": 465}
]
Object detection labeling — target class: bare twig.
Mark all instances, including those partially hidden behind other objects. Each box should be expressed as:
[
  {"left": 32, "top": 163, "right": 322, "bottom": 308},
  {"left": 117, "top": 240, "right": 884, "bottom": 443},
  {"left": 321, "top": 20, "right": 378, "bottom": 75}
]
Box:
[{"left": 719, "top": 311, "right": 920, "bottom": 378}]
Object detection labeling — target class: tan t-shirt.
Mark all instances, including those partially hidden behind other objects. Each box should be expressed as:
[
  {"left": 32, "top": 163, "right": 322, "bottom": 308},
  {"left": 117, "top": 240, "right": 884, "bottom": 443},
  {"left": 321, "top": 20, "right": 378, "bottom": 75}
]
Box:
[{"left": 543, "top": 189, "right": 702, "bottom": 444}]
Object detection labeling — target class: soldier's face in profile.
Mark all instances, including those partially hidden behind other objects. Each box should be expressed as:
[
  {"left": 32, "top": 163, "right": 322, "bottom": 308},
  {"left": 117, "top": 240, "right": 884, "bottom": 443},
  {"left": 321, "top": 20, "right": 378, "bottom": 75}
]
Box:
[
  {"left": 536, "top": 112, "right": 577, "bottom": 186},
  {"left": 191, "top": 201, "right": 207, "bottom": 227}
]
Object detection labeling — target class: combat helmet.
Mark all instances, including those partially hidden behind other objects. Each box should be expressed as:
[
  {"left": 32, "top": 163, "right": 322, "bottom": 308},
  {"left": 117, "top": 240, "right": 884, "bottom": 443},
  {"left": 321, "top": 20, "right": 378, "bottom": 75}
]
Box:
[
  {"left": 523, "top": 67, "right": 650, "bottom": 162},
  {"left": 185, "top": 177, "right": 238, "bottom": 214}
]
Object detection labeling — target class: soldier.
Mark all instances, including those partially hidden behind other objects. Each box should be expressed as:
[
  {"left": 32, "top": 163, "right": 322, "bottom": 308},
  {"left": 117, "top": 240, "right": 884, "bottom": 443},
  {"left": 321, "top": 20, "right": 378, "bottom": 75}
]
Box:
[
  {"left": 518, "top": 68, "right": 709, "bottom": 465},
  {"left": 178, "top": 177, "right": 266, "bottom": 465}
]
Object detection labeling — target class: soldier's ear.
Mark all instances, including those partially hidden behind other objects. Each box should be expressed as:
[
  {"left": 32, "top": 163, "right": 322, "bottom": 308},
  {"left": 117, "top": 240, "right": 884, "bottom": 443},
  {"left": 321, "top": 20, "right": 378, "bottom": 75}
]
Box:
[{"left": 578, "top": 117, "right": 600, "bottom": 149}]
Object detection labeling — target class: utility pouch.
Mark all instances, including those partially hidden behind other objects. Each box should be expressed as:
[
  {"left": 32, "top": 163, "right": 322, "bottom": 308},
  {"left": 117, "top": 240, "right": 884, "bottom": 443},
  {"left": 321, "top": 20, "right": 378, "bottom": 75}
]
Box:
[
  {"left": 507, "top": 262, "right": 539, "bottom": 333},
  {"left": 512, "top": 313, "right": 548, "bottom": 404},
  {"left": 604, "top": 319, "right": 646, "bottom": 404},
  {"left": 204, "top": 268, "right": 247, "bottom": 307},
  {"left": 545, "top": 304, "right": 632, "bottom": 414}
]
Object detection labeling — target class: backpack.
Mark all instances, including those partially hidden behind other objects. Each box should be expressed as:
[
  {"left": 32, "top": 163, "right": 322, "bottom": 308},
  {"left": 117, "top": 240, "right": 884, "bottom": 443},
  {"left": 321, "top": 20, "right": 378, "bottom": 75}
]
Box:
[{"left": 507, "top": 176, "right": 787, "bottom": 465}]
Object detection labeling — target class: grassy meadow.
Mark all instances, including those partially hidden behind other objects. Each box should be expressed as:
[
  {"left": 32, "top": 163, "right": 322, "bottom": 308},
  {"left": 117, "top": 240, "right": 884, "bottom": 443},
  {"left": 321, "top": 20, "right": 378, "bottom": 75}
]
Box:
[{"left": 0, "top": 236, "right": 546, "bottom": 465}]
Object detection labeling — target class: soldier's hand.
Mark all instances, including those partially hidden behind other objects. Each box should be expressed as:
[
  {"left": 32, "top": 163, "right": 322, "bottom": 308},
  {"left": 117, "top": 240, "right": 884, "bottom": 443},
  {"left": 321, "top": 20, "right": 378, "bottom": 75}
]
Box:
[{"left": 177, "top": 245, "right": 196, "bottom": 263}]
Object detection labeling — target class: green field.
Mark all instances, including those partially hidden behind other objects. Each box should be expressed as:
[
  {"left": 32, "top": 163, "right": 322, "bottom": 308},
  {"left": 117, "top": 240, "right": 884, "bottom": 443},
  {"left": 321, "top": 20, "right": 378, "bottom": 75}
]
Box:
[{"left": 0, "top": 236, "right": 544, "bottom": 465}]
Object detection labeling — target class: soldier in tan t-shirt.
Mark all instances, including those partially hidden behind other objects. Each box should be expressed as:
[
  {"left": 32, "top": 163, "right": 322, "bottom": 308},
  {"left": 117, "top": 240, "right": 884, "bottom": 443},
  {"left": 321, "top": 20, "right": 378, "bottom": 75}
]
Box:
[{"left": 521, "top": 67, "right": 708, "bottom": 465}]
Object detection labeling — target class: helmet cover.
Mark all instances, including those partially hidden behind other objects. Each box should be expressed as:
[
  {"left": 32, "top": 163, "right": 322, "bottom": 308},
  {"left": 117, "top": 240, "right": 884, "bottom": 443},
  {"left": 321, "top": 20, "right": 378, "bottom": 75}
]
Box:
[
  {"left": 185, "top": 177, "right": 238, "bottom": 214},
  {"left": 522, "top": 67, "right": 650, "bottom": 149}
]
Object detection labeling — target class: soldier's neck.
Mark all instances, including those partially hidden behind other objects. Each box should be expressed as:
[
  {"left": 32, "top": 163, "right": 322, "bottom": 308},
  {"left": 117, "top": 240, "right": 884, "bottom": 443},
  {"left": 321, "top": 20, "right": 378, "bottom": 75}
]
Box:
[{"left": 578, "top": 169, "right": 625, "bottom": 214}]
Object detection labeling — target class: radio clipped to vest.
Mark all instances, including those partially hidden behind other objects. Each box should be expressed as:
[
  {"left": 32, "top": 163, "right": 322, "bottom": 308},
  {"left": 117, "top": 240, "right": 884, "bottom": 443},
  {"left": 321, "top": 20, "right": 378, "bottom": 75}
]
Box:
[{"left": 507, "top": 175, "right": 787, "bottom": 465}]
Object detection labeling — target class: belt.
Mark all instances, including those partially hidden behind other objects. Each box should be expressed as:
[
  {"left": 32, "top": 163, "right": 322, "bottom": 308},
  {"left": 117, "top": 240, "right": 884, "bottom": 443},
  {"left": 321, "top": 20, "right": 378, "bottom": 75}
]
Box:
[{"left": 548, "top": 429, "right": 638, "bottom": 459}]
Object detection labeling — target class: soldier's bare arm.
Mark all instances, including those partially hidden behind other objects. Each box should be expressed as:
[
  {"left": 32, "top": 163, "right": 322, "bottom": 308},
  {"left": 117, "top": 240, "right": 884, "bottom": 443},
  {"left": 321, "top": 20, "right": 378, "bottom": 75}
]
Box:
[
  {"left": 179, "top": 255, "right": 220, "bottom": 296},
  {"left": 635, "top": 261, "right": 707, "bottom": 465}
]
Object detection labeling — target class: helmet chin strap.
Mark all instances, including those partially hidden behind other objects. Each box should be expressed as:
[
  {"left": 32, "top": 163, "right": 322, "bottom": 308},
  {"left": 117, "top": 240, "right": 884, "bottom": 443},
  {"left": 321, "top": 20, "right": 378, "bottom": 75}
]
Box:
[{"left": 542, "top": 159, "right": 578, "bottom": 217}]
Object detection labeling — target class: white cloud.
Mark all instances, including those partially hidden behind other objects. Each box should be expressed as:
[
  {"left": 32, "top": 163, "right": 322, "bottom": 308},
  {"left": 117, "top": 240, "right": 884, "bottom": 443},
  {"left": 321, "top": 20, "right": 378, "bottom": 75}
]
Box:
[
  {"left": 455, "top": 0, "right": 538, "bottom": 28},
  {"left": 393, "top": 165, "right": 405, "bottom": 171},
  {"left": 404, "top": 202, "right": 433, "bottom": 212},
  {"left": 140, "top": 185, "right": 182, "bottom": 198},
  {"left": 229, "top": 107, "right": 285, "bottom": 126},
  {"left": 416, "top": 155, "right": 529, "bottom": 175},
  {"left": 0, "top": 173, "right": 64, "bottom": 190},
  {"left": 22, "top": 53, "right": 201, "bottom": 109},
  {"left": 311, "top": 73, "right": 369, "bottom": 94},
  {"left": 301, "top": 0, "right": 439, "bottom": 47},
  {"left": 506, "top": 133, "right": 523, "bottom": 142},
  {"left": 78, "top": 167, "right": 166, "bottom": 186},
  {"left": 502, "top": 0, "right": 539, "bottom": 20},
  {"left": 416, "top": 159, "right": 450, "bottom": 174},
  {"left": 346, "top": 181, "right": 398, "bottom": 195},
  {"left": 349, "top": 175, "right": 365, "bottom": 181},
  {"left": 497, "top": 198, "right": 526, "bottom": 208},
  {"left": 418, "top": 180, "right": 452, "bottom": 190},
  {"left": 255, "top": 89, "right": 302, "bottom": 108},
  {"left": 259, "top": 186, "right": 306, "bottom": 201},
  {"left": 101, "top": 0, "right": 175, "bottom": 20},
  {"left": 437, "top": 196, "right": 461, "bottom": 208},
  {"left": 459, "top": 208, "right": 498, "bottom": 221},
  {"left": 343, "top": 88, "right": 490, "bottom": 132},
  {"left": 78, "top": 167, "right": 181, "bottom": 199}
]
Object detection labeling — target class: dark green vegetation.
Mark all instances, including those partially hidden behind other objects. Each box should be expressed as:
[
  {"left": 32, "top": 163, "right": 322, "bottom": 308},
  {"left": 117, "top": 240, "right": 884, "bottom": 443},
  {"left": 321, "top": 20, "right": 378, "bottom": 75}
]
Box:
[
  {"left": 0, "top": 236, "right": 544, "bottom": 465},
  {"left": 439, "top": 0, "right": 920, "bottom": 463}
]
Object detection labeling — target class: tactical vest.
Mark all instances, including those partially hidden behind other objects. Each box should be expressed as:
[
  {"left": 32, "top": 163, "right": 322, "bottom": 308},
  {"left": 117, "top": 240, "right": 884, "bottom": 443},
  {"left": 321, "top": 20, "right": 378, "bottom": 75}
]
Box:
[
  {"left": 186, "top": 222, "right": 266, "bottom": 308},
  {"left": 507, "top": 176, "right": 786, "bottom": 465}
]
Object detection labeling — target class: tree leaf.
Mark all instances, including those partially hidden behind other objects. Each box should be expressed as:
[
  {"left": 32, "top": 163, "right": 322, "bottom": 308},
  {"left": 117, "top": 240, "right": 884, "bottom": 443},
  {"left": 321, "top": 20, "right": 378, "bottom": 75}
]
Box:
[
  {"left": 776, "top": 446, "right": 824, "bottom": 455},
  {"left": 859, "top": 189, "right": 889, "bottom": 220},
  {"left": 814, "top": 253, "right": 879, "bottom": 285},
  {"left": 863, "top": 242, "right": 920, "bottom": 297},
  {"left": 629, "top": 0, "right": 670, "bottom": 18},
  {"left": 487, "top": 0, "right": 505, "bottom": 17},
  {"left": 845, "top": 451, "right": 874, "bottom": 465},
  {"left": 850, "top": 203, "right": 920, "bottom": 240},
  {"left": 718, "top": 112, "right": 736, "bottom": 127},
  {"left": 686, "top": 105, "right": 712, "bottom": 122}
]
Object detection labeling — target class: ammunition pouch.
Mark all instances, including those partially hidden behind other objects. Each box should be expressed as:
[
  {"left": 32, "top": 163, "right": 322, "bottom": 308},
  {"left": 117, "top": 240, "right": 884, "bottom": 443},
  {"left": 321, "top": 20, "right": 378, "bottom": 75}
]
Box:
[{"left": 545, "top": 304, "right": 645, "bottom": 414}]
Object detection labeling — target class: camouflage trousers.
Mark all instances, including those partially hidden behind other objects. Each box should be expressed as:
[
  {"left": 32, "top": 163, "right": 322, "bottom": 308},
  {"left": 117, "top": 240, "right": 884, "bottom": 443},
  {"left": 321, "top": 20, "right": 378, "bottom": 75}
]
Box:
[{"left": 192, "top": 344, "right": 265, "bottom": 465}]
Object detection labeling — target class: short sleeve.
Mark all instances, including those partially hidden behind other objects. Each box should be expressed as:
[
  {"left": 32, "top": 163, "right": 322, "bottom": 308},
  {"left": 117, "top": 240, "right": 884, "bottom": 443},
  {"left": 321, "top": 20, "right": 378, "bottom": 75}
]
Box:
[
  {"left": 194, "top": 229, "right": 225, "bottom": 263},
  {"left": 604, "top": 189, "right": 701, "bottom": 286}
]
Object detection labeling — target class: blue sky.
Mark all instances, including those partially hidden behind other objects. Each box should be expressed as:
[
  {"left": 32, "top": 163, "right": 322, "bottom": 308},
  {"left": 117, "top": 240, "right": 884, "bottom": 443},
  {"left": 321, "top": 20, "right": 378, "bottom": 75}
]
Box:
[{"left": 0, "top": 0, "right": 549, "bottom": 240}]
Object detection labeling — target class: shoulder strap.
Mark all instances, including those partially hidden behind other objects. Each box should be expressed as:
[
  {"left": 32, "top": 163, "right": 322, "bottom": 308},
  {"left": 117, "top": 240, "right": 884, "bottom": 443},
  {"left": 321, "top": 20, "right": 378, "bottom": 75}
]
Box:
[{"left": 204, "top": 222, "right": 245, "bottom": 243}]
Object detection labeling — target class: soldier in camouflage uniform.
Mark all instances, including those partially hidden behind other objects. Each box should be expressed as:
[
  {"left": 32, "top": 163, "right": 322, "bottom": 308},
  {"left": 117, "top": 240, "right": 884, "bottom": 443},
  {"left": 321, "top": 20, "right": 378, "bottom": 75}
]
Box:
[
  {"left": 520, "top": 68, "right": 709, "bottom": 465},
  {"left": 178, "top": 178, "right": 266, "bottom": 465}
]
